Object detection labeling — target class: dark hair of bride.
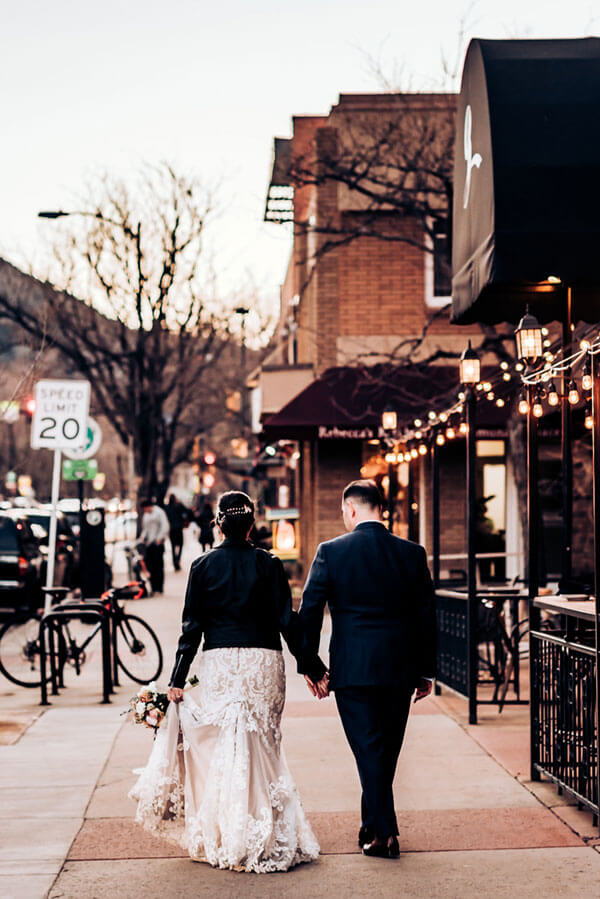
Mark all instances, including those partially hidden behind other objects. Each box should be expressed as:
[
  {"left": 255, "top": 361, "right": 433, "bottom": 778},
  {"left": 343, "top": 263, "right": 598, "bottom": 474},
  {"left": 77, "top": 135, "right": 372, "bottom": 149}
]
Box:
[{"left": 216, "top": 491, "right": 255, "bottom": 541}]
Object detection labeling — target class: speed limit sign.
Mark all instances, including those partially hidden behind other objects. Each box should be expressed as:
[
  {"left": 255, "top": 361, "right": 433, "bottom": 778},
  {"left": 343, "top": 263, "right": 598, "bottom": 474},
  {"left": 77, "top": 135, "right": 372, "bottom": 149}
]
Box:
[{"left": 31, "top": 379, "right": 91, "bottom": 449}]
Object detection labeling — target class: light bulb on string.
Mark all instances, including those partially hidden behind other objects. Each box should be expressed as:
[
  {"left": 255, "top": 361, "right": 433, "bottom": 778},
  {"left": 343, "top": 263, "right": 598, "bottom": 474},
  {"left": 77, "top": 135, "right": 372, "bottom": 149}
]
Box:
[
  {"left": 415, "top": 429, "right": 422, "bottom": 439},
  {"left": 515, "top": 362, "right": 524, "bottom": 372},
  {"left": 548, "top": 382, "right": 559, "bottom": 406},
  {"left": 486, "top": 391, "right": 495, "bottom": 400},
  {"left": 500, "top": 361, "right": 509, "bottom": 370},
  {"left": 585, "top": 407, "right": 594, "bottom": 430},
  {"left": 458, "top": 391, "right": 465, "bottom": 401},
  {"left": 503, "top": 372, "right": 512, "bottom": 381},
  {"left": 496, "top": 398, "right": 505, "bottom": 407},
  {"left": 410, "top": 447, "right": 418, "bottom": 459},
  {"left": 581, "top": 339, "right": 591, "bottom": 352},
  {"left": 532, "top": 393, "right": 544, "bottom": 418},
  {"left": 414, "top": 418, "right": 422, "bottom": 427},
  {"left": 541, "top": 327, "right": 549, "bottom": 336},
  {"left": 418, "top": 444, "right": 428, "bottom": 455},
  {"left": 568, "top": 380, "right": 580, "bottom": 405},
  {"left": 518, "top": 392, "right": 529, "bottom": 415},
  {"left": 439, "top": 412, "right": 448, "bottom": 423},
  {"left": 436, "top": 433, "right": 445, "bottom": 446},
  {"left": 446, "top": 425, "right": 456, "bottom": 439},
  {"left": 428, "top": 411, "right": 437, "bottom": 421},
  {"left": 582, "top": 361, "right": 592, "bottom": 391},
  {"left": 459, "top": 421, "right": 468, "bottom": 435}
]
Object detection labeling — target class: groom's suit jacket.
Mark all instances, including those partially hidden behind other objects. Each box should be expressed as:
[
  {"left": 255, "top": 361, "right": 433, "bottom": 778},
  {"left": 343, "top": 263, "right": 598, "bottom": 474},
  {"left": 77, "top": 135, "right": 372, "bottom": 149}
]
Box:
[{"left": 299, "top": 521, "right": 436, "bottom": 690}]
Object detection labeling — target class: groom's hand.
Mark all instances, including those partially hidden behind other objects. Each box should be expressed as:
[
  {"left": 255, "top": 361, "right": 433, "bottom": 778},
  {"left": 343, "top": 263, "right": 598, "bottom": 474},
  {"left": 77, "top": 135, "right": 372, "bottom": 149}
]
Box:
[
  {"left": 167, "top": 687, "right": 184, "bottom": 703},
  {"left": 414, "top": 678, "right": 433, "bottom": 702},
  {"left": 304, "top": 673, "right": 330, "bottom": 699}
]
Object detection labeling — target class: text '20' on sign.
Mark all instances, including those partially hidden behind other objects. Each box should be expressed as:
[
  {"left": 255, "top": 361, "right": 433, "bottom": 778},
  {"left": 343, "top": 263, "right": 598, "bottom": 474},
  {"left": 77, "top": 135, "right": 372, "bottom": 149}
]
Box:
[{"left": 31, "top": 380, "right": 91, "bottom": 450}]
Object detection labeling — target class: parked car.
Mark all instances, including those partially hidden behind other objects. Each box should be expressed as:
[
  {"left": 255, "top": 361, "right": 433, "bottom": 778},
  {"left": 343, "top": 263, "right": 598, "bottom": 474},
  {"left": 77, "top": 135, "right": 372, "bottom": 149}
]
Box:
[
  {"left": 0, "top": 511, "right": 44, "bottom": 612},
  {"left": 18, "top": 508, "right": 79, "bottom": 589}
]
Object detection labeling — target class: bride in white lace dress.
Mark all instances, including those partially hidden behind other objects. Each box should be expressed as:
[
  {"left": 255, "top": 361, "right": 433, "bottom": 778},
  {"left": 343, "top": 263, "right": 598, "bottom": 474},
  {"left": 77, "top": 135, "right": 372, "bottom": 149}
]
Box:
[{"left": 130, "top": 492, "right": 328, "bottom": 874}]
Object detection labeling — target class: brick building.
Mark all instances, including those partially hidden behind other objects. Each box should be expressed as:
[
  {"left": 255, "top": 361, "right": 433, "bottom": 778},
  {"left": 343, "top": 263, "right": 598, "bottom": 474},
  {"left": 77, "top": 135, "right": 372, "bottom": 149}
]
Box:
[{"left": 256, "top": 93, "right": 520, "bottom": 575}]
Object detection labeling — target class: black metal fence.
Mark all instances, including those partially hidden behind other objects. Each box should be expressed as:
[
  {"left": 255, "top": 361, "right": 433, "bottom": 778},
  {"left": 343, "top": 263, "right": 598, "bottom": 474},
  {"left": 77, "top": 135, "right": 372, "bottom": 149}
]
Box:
[
  {"left": 531, "top": 629, "right": 598, "bottom": 815},
  {"left": 436, "top": 589, "right": 525, "bottom": 713}
]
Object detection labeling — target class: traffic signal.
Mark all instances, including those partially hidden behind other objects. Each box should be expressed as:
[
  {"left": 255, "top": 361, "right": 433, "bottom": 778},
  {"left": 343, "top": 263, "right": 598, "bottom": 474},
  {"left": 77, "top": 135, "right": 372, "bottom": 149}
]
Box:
[{"left": 22, "top": 397, "right": 36, "bottom": 417}]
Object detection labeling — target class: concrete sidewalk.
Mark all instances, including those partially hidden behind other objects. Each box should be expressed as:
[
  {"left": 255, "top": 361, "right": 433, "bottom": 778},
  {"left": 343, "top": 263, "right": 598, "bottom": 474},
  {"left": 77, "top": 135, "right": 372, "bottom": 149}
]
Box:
[{"left": 2, "top": 540, "right": 600, "bottom": 898}]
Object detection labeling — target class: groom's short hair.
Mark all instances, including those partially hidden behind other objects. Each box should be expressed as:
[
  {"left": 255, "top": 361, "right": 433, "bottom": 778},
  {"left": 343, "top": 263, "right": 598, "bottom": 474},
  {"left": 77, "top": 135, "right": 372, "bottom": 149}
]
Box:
[{"left": 342, "top": 479, "right": 383, "bottom": 509}]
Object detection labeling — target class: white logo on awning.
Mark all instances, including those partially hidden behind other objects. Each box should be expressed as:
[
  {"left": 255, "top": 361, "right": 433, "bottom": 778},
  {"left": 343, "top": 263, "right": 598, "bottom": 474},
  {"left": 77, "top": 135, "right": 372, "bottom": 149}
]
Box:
[{"left": 463, "top": 105, "right": 482, "bottom": 209}]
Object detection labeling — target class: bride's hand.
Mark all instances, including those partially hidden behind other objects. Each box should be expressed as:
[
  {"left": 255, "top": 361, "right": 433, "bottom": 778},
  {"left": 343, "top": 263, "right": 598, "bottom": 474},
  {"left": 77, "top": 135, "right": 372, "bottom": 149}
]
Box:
[{"left": 167, "top": 686, "right": 184, "bottom": 703}]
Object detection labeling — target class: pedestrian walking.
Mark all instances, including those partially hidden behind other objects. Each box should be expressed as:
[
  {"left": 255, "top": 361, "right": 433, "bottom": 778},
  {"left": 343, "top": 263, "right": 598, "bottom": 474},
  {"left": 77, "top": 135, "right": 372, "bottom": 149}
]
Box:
[
  {"left": 139, "top": 498, "right": 170, "bottom": 594},
  {"left": 300, "top": 479, "right": 436, "bottom": 859},
  {"left": 166, "top": 494, "right": 188, "bottom": 571},
  {"left": 130, "top": 491, "right": 327, "bottom": 872},
  {"left": 196, "top": 501, "right": 215, "bottom": 552}
]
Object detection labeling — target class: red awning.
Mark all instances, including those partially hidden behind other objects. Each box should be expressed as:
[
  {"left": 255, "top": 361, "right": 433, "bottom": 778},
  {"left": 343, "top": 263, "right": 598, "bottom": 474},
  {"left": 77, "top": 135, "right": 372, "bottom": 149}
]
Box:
[{"left": 262, "top": 365, "right": 508, "bottom": 440}]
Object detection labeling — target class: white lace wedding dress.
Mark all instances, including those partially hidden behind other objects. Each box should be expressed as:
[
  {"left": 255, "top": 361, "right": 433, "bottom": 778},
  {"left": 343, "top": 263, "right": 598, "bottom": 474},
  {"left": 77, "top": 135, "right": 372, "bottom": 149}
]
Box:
[{"left": 129, "top": 647, "right": 319, "bottom": 873}]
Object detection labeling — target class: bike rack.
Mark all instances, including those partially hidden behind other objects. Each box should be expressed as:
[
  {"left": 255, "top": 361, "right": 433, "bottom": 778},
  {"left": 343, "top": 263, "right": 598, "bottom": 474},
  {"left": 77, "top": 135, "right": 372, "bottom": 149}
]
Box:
[{"left": 38, "top": 601, "right": 113, "bottom": 706}]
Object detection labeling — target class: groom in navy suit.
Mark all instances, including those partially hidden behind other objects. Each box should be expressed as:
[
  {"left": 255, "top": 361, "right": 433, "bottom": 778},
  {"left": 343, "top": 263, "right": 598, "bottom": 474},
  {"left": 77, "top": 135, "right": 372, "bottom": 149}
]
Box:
[{"left": 300, "top": 479, "right": 436, "bottom": 858}]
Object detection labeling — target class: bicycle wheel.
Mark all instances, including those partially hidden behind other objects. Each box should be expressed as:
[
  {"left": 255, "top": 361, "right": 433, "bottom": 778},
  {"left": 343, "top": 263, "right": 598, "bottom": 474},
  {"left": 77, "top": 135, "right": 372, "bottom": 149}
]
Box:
[
  {"left": 0, "top": 615, "right": 65, "bottom": 688},
  {"left": 116, "top": 614, "right": 163, "bottom": 684}
]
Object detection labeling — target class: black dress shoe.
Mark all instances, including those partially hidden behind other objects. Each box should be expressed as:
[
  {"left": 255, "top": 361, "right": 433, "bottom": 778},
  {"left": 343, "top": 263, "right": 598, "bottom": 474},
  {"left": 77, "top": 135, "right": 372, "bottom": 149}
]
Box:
[
  {"left": 358, "top": 826, "right": 373, "bottom": 848},
  {"left": 362, "top": 836, "right": 400, "bottom": 859}
]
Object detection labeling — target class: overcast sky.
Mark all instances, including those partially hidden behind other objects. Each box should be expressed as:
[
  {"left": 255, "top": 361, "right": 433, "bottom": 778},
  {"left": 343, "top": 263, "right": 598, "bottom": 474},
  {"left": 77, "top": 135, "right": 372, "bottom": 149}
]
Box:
[{"left": 2, "top": 0, "right": 598, "bottom": 312}]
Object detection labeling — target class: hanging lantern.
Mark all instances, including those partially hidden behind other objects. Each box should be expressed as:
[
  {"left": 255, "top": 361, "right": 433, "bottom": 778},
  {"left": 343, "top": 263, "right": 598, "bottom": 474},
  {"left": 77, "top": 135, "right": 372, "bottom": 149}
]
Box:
[
  {"left": 568, "top": 380, "right": 580, "bottom": 405},
  {"left": 459, "top": 341, "right": 481, "bottom": 385},
  {"left": 381, "top": 406, "right": 398, "bottom": 434},
  {"left": 515, "top": 308, "right": 543, "bottom": 362},
  {"left": 548, "top": 382, "right": 559, "bottom": 406}
]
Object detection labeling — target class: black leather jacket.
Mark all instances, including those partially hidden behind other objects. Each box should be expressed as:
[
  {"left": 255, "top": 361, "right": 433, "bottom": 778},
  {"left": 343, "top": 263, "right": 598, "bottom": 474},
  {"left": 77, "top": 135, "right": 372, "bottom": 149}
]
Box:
[{"left": 169, "top": 539, "right": 326, "bottom": 687}]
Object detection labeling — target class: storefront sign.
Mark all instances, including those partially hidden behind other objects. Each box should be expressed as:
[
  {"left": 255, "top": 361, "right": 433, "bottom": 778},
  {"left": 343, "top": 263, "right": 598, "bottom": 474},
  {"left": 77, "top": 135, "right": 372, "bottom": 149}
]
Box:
[{"left": 318, "top": 425, "right": 380, "bottom": 440}]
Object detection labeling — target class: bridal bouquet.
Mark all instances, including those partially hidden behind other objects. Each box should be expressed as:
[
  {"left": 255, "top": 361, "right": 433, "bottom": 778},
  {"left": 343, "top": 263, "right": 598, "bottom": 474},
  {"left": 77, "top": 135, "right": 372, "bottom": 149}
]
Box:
[{"left": 127, "top": 675, "right": 199, "bottom": 731}]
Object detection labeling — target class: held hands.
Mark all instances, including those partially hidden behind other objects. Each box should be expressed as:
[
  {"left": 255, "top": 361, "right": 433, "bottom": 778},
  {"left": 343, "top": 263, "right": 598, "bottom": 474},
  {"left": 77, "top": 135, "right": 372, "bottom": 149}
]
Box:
[
  {"left": 167, "top": 686, "right": 184, "bottom": 703},
  {"left": 304, "top": 672, "right": 330, "bottom": 699},
  {"left": 413, "top": 678, "right": 433, "bottom": 703}
]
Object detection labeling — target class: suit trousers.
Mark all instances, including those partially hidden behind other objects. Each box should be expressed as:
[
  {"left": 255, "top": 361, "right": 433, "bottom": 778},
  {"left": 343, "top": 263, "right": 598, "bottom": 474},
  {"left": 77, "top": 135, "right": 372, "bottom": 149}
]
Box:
[{"left": 335, "top": 685, "right": 412, "bottom": 838}]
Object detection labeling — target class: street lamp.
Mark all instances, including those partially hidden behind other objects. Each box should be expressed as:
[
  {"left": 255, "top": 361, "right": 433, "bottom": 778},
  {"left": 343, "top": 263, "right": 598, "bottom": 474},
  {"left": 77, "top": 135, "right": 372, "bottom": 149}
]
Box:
[
  {"left": 515, "top": 308, "right": 543, "bottom": 363},
  {"left": 460, "top": 341, "right": 481, "bottom": 385}
]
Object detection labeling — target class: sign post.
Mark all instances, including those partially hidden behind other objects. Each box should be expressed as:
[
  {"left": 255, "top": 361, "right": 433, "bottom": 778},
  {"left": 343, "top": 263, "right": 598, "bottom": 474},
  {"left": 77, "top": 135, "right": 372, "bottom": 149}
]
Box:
[{"left": 31, "top": 380, "right": 91, "bottom": 613}]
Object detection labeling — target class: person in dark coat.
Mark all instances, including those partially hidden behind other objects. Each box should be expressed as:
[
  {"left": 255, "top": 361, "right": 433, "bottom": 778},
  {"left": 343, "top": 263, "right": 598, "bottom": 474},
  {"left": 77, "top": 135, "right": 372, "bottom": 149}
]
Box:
[
  {"left": 166, "top": 495, "right": 189, "bottom": 571},
  {"left": 299, "top": 479, "right": 436, "bottom": 859},
  {"left": 196, "top": 502, "right": 215, "bottom": 553}
]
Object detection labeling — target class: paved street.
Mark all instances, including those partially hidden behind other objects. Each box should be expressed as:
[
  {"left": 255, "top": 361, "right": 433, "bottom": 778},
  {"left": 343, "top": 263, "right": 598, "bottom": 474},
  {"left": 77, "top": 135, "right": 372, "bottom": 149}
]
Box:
[{"left": 1, "top": 536, "right": 599, "bottom": 898}]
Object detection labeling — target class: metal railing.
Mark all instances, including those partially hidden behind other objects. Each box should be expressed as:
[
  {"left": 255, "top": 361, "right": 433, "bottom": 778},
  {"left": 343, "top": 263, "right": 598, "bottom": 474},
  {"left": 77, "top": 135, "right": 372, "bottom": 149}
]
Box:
[
  {"left": 531, "top": 629, "right": 598, "bottom": 817},
  {"left": 436, "top": 588, "right": 527, "bottom": 711}
]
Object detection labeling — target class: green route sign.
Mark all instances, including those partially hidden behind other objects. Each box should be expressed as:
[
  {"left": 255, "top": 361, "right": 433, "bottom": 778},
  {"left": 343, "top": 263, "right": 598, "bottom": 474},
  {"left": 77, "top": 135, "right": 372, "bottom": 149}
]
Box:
[{"left": 63, "top": 458, "right": 98, "bottom": 481}]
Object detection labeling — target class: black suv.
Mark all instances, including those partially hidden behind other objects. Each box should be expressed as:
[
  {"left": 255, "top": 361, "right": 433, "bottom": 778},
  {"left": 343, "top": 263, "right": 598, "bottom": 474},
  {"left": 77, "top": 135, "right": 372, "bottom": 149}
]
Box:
[{"left": 0, "top": 512, "right": 44, "bottom": 613}]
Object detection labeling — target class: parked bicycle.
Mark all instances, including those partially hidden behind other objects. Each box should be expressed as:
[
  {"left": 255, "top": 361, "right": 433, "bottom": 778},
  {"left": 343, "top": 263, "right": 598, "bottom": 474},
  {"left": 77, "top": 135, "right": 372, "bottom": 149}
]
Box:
[{"left": 0, "top": 582, "right": 162, "bottom": 688}]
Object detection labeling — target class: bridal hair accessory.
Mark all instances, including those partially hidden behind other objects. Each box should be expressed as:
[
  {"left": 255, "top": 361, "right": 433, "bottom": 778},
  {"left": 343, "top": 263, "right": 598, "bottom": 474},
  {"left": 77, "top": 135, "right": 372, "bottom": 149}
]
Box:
[
  {"left": 125, "top": 675, "right": 199, "bottom": 732},
  {"left": 218, "top": 505, "right": 252, "bottom": 519}
]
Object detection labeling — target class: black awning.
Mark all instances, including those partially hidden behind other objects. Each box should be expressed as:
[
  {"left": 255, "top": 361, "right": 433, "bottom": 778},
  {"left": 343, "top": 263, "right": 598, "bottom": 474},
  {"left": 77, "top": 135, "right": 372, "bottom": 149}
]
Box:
[{"left": 451, "top": 37, "right": 600, "bottom": 325}]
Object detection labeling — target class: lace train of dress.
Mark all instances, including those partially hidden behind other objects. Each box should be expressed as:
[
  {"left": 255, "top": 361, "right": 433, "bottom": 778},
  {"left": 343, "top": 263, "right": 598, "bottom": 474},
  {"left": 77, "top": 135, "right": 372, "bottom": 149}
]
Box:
[{"left": 129, "top": 647, "right": 320, "bottom": 873}]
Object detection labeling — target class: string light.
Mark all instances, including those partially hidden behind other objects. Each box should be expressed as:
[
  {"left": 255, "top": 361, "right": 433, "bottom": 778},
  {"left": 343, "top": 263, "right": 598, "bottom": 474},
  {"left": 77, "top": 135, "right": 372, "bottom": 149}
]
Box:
[
  {"left": 428, "top": 411, "right": 437, "bottom": 421},
  {"left": 418, "top": 444, "right": 428, "bottom": 455},
  {"left": 410, "top": 447, "right": 418, "bottom": 459},
  {"left": 414, "top": 419, "right": 422, "bottom": 427},
  {"left": 568, "top": 380, "right": 580, "bottom": 405},
  {"left": 439, "top": 412, "right": 448, "bottom": 422},
  {"left": 518, "top": 392, "right": 529, "bottom": 415},
  {"left": 548, "top": 382, "right": 559, "bottom": 406},
  {"left": 486, "top": 391, "right": 495, "bottom": 400},
  {"left": 581, "top": 339, "right": 591, "bottom": 351},
  {"left": 582, "top": 361, "right": 592, "bottom": 391},
  {"left": 503, "top": 372, "right": 512, "bottom": 381},
  {"left": 532, "top": 393, "right": 544, "bottom": 418},
  {"left": 500, "top": 361, "right": 509, "bottom": 370},
  {"left": 459, "top": 422, "right": 469, "bottom": 434},
  {"left": 415, "top": 430, "right": 422, "bottom": 439},
  {"left": 496, "top": 398, "right": 505, "bottom": 407},
  {"left": 482, "top": 381, "right": 492, "bottom": 392},
  {"left": 585, "top": 407, "right": 594, "bottom": 430},
  {"left": 446, "top": 426, "right": 456, "bottom": 439},
  {"left": 436, "top": 433, "right": 445, "bottom": 446}
]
